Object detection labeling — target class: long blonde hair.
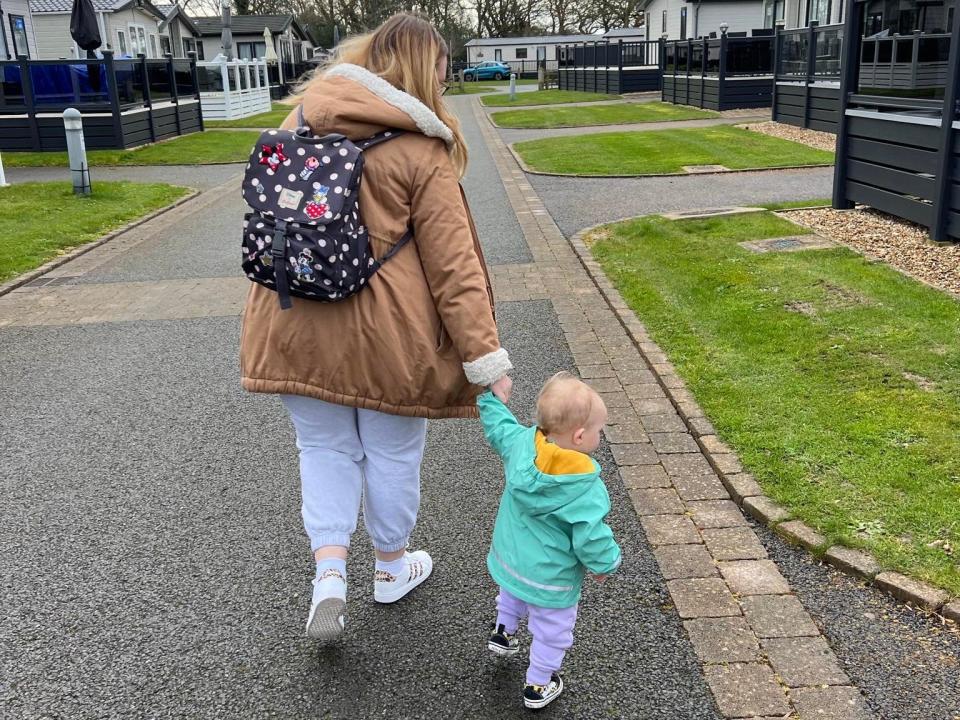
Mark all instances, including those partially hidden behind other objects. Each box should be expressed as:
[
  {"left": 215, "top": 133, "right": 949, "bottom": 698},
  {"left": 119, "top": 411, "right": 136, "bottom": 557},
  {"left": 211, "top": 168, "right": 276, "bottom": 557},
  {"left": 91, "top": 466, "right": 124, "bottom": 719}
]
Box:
[{"left": 296, "top": 14, "right": 468, "bottom": 177}]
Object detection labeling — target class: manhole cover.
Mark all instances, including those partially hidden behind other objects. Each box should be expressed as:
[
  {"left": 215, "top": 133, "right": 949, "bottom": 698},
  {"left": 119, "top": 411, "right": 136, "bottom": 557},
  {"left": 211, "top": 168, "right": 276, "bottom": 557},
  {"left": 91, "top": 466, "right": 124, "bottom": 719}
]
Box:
[
  {"left": 662, "top": 207, "right": 764, "bottom": 221},
  {"left": 738, "top": 235, "right": 837, "bottom": 253},
  {"left": 682, "top": 164, "right": 730, "bottom": 174},
  {"left": 23, "top": 276, "right": 77, "bottom": 288}
]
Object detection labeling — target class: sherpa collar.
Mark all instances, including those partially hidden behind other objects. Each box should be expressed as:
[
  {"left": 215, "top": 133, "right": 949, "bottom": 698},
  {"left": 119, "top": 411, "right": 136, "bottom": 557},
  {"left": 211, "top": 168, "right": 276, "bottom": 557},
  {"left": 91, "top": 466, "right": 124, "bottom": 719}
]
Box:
[{"left": 325, "top": 63, "right": 454, "bottom": 147}]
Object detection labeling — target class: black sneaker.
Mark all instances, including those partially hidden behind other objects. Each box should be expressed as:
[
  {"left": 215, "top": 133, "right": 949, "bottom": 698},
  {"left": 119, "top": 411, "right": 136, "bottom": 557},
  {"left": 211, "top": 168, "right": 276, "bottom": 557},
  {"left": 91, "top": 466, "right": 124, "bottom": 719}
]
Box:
[
  {"left": 487, "top": 622, "right": 519, "bottom": 656},
  {"left": 523, "top": 673, "right": 563, "bottom": 710}
]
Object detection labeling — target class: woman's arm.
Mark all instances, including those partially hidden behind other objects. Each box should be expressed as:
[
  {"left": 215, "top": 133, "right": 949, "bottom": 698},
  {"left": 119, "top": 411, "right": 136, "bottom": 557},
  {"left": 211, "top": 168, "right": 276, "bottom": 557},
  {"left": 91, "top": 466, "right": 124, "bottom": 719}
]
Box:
[{"left": 409, "top": 148, "right": 512, "bottom": 388}]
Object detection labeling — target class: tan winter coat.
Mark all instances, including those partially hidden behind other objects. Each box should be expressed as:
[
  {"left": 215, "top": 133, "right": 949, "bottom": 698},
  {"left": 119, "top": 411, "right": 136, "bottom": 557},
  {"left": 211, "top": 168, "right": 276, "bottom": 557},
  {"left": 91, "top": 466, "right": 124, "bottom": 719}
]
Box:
[{"left": 240, "top": 63, "right": 512, "bottom": 419}]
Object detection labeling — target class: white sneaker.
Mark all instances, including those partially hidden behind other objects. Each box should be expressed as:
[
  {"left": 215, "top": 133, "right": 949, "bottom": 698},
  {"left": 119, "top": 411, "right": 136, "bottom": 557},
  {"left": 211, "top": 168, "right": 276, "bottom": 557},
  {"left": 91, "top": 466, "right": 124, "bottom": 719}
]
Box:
[
  {"left": 373, "top": 550, "right": 433, "bottom": 604},
  {"left": 305, "top": 568, "right": 346, "bottom": 641}
]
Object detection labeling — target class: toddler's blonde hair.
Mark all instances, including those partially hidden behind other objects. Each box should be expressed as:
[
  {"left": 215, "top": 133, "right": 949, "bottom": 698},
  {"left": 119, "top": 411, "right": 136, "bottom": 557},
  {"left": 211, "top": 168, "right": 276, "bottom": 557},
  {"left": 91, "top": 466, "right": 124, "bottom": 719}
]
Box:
[{"left": 536, "top": 372, "right": 604, "bottom": 434}]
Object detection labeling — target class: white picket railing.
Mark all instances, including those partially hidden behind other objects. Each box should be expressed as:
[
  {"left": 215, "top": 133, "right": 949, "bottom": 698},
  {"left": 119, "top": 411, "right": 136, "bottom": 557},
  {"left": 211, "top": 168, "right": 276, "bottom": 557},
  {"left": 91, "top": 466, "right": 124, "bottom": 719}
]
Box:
[{"left": 197, "top": 60, "right": 272, "bottom": 120}]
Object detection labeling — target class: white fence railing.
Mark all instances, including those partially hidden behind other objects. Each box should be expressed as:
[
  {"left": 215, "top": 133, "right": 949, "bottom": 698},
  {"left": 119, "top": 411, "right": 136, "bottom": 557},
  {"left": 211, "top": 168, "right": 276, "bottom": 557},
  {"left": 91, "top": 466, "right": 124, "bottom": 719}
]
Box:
[{"left": 197, "top": 60, "right": 272, "bottom": 120}]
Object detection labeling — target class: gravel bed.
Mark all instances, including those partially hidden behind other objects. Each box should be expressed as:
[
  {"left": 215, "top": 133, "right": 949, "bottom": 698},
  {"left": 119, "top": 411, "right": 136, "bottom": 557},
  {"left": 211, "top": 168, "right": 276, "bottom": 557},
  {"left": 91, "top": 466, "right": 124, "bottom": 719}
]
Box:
[
  {"left": 784, "top": 206, "right": 960, "bottom": 297},
  {"left": 740, "top": 120, "right": 837, "bottom": 152}
]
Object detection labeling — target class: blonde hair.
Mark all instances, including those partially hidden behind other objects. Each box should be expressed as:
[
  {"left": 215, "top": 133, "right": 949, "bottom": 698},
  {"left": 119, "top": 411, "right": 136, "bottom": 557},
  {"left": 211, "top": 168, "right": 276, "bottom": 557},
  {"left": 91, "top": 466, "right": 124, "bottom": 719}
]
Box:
[
  {"left": 295, "top": 13, "right": 468, "bottom": 177},
  {"left": 536, "top": 372, "right": 604, "bottom": 434}
]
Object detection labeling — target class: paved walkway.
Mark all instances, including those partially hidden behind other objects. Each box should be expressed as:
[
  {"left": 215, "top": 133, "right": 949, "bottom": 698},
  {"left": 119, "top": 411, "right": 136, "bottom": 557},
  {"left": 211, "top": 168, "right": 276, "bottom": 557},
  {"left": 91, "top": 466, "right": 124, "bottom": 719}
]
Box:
[
  {"left": 5, "top": 164, "right": 244, "bottom": 190},
  {"left": 1, "top": 95, "right": 957, "bottom": 720}
]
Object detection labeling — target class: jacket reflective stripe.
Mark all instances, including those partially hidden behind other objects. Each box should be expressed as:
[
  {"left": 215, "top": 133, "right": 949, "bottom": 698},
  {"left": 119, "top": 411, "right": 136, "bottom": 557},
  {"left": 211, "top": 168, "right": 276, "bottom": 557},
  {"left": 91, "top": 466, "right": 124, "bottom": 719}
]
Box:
[{"left": 492, "top": 549, "right": 574, "bottom": 592}]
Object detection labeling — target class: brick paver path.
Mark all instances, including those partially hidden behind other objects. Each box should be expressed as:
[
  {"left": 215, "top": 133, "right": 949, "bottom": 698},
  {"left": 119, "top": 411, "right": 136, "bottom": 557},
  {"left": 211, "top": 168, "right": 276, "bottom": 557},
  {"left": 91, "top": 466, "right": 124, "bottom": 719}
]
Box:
[{"left": 471, "top": 99, "right": 875, "bottom": 719}]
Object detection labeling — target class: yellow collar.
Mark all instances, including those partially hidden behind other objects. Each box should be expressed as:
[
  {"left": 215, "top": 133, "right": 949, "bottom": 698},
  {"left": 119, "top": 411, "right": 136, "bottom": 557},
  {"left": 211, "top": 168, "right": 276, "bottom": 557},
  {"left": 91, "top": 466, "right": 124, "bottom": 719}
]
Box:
[{"left": 534, "top": 430, "right": 595, "bottom": 476}]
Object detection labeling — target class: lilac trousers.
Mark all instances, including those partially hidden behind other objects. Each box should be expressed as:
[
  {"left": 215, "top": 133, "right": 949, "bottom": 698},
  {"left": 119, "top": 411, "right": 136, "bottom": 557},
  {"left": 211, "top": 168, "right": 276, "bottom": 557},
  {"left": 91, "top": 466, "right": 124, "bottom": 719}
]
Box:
[{"left": 496, "top": 588, "right": 579, "bottom": 686}]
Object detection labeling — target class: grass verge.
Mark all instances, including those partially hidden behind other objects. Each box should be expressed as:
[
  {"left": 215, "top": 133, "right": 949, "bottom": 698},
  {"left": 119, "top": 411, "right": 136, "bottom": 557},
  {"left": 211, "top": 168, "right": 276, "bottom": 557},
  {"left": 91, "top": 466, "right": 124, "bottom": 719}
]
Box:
[
  {"left": 481, "top": 90, "right": 615, "bottom": 107},
  {"left": 590, "top": 210, "right": 960, "bottom": 594},
  {"left": 205, "top": 103, "right": 295, "bottom": 128},
  {"left": 491, "top": 102, "right": 718, "bottom": 128},
  {"left": 0, "top": 181, "right": 189, "bottom": 282},
  {"left": 514, "top": 125, "right": 834, "bottom": 175},
  {"left": 3, "top": 131, "right": 259, "bottom": 167}
]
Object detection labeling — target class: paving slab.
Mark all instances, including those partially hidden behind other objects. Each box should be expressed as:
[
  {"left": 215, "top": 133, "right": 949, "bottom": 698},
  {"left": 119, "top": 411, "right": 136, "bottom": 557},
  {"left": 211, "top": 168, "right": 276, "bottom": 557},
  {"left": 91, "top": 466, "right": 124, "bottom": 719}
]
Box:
[
  {"left": 701, "top": 527, "right": 768, "bottom": 562},
  {"left": 687, "top": 500, "right": 748, "bottom": 529},
  {"left": 667, "top": 578, "right": 742, "bottom": 619},
  {"left": 719, "top": 560, "right": 792, "bottom": 596},
  {"left": 640, "top": 514, "right": 702, "bottom": 546},
  {"left": 702, "top": 663, "right": 791, "bottom": 718},
  {"left": 790, "top": 686, "right": 873, "bottom": 720},
  {"left": 763, "top": 636, "right": 850, "bottom": 687},
  {"left": 672, "top": 473, "right": 729, "bottom": 501},
  {"left": 654, "top": 544, "right": 718, "bottom": 580},
  {"left": 740, "top": 594, "right": 820, "bottom": 639},
  {"left": 683, "top": 617, "right": 761, "bottom": 663}
]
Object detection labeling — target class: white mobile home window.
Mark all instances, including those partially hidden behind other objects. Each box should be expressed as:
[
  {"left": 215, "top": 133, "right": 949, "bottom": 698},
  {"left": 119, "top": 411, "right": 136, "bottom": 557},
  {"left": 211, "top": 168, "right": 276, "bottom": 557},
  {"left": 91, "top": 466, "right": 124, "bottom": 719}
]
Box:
[
  {"left": 0, "top": 18, "right": 8, "bottom": 59},
  {"left": 128, "top": 24, "right": 147, "bottom": 55},
  {"left": 149, "top": 34, "right": 158, "bottom": 57},
  {"left": 117, "top": 29, "right": 128, "bottom": 55}
]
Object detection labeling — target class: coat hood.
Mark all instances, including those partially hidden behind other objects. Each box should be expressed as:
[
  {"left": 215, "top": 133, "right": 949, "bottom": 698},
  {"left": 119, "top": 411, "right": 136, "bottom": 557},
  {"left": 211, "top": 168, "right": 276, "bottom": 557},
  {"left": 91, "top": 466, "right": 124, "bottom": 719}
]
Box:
[
  {"left": 507, "top": 427, "right": 601, "bottom": 516},
  {"left": 299, "top": 63, "right": 454, "bottom": 147}
]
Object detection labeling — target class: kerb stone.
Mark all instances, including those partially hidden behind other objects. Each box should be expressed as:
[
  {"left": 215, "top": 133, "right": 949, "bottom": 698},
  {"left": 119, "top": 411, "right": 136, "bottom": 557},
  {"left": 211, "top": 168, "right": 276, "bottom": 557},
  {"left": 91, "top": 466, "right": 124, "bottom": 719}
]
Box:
[
  {"left": 743, "top": 496, "right": 791, "bottom": 526},
  {"left": 775, "top": 520, "right": 828, "bottom": 551},
  {"left": 874, "top": 571, "right": 949, "bottom": 611},
  {"left": 823, "top": 546, "right": 881, "bottom": 581}
]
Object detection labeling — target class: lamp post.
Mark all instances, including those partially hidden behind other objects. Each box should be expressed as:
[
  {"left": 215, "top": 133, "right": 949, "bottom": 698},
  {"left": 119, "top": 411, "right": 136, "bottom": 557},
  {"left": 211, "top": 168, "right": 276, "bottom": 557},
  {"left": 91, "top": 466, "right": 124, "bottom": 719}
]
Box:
[{"left": 719, "top": 22, "right": 729, "bottom": 36}]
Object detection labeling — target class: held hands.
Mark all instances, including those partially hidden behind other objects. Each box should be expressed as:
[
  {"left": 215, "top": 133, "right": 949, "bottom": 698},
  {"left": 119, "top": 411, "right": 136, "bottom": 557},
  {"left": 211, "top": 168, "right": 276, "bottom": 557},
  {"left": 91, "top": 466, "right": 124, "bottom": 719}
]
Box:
[
  {"left": 589, "top": 573, "right": 609, "bottom": 584},
  {"left": 490, "top": 375, "right": 513, "bottom": 404}
]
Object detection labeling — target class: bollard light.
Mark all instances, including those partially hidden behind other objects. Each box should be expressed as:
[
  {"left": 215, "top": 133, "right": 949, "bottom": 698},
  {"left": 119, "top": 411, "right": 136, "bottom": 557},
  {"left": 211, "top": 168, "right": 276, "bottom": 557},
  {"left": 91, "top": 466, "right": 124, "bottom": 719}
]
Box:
[
  {"left": 0, "top": 151, "right": 9, "bottom": 187},
  {"left": 509, "top": 72, "right": 516, "bottom": 101},
  {"left": 63, "top": 108, "right": 92, "bottom": 195}
]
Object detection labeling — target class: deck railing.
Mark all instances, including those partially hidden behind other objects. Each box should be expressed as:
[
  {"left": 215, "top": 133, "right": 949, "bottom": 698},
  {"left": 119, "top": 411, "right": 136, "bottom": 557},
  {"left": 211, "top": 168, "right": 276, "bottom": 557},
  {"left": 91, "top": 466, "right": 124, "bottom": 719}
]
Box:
[
  {"left": 661, "top": 35, "right": 775, "bottom": 109},
  {"left": 556, "top": 40, "right": 663, "bottom": 93},
  {"left": 832, "top": 0, "right": 960, "bottom": 243},
  {"left": 664, "top": 35, "right": 775, "bottom": 78},
  {"left": 0, "top": 50, "right": 203, "bottom": 151}
]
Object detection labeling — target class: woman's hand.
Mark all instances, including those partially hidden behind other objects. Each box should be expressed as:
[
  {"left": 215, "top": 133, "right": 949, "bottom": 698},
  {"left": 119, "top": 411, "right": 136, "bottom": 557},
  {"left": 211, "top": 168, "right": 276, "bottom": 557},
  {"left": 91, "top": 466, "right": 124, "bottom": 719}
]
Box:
[{"left": 490, "top": 375, "right": 513, "bottom": 404}]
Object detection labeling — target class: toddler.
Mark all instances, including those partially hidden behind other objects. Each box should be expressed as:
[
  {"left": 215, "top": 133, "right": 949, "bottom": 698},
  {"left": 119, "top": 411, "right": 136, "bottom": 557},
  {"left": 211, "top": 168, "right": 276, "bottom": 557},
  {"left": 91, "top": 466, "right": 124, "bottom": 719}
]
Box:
[{"left": 478, "top": 371, "right": 622, "bottom": 710}]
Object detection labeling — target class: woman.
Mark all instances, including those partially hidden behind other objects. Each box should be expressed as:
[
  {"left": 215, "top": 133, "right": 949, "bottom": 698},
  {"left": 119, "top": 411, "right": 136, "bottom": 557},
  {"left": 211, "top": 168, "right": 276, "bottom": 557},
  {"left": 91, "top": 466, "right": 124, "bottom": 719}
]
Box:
[{"left": 239, "top": 13, "right": 513, "bottom": 641}]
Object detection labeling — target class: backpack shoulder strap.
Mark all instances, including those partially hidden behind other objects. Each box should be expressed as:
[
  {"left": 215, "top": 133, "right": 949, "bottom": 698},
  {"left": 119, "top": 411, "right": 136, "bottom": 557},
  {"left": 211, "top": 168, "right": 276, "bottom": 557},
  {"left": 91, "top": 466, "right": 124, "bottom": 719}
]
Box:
[{"left": 356, "top": 130, "right": 405, "bottom": 151}]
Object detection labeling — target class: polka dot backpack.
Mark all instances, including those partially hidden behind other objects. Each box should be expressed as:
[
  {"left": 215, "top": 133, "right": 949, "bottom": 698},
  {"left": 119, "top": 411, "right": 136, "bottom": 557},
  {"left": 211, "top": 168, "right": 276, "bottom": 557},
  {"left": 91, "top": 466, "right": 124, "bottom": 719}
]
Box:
[{"left": 241, "top": 105, "right": 410, "bottom": 309}]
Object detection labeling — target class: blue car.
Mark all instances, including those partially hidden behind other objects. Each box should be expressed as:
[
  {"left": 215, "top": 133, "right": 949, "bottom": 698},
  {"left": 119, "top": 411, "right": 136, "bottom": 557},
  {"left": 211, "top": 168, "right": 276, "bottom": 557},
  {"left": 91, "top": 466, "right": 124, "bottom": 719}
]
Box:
[{"left": 461, "top": 61, "right": 512, "bottom": 81}]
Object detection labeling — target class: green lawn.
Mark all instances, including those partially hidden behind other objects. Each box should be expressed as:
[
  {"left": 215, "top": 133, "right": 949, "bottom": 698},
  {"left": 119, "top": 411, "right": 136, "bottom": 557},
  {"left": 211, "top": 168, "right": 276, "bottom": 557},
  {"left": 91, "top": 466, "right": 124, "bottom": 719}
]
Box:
[
  {"left": 491, "top": 102, "right": 718, "bottom": 128},
  {"left": 0, "top": 181, "right": 189, "bottom": 281},
  {"left": 481, "top": 90, "right": 616, "bottom": 107},
  {"left": 514, "top": 126, "right": 834, "bottom": 175},
  {"left": 591, "top": 211, "right": 960, "bottom": 594},
  {"left": 3, "top": 131, "right": 260, "bottom": 167},
  {"left": 205, "top": 102, "right": 296, "bottom": 128}
]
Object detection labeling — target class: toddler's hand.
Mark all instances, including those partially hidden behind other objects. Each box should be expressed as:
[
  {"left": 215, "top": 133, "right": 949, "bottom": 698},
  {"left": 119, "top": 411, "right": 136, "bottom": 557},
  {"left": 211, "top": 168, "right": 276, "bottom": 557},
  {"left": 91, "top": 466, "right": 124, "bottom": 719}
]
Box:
[
  {"left": 590, "top": 573, "right": 608, "bottom": 584},
  {"left": 490, "top": 375, "right": 513, "bottom": 404}
]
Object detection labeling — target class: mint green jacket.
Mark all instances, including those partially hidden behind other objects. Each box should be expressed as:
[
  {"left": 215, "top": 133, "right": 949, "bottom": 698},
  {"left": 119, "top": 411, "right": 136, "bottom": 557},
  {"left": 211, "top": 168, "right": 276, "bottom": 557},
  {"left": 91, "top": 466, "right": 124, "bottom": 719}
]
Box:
[{"left": 479, "top": 392, "right": 622, "bottom": 608}]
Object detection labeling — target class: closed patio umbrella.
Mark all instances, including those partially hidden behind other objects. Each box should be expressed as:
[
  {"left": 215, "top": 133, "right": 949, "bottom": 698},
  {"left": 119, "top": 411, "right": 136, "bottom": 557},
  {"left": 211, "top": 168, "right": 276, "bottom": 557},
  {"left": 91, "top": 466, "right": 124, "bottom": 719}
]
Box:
[
  {"left": 70, "top": 0, "right": 101, "bottom": 92},
  {"left": 70, "top": 0, "right": 101, "bottom": 55},
  {"left": 221, "top": 0, "right": 233, "bottom": 61},
  {"left": 263, "top": 27, "right": 278, "bottom": 61}
]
